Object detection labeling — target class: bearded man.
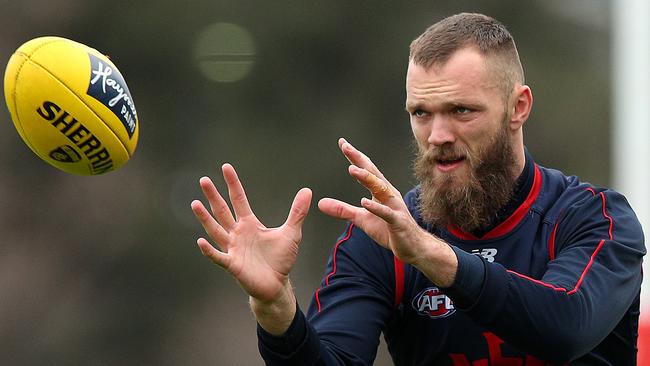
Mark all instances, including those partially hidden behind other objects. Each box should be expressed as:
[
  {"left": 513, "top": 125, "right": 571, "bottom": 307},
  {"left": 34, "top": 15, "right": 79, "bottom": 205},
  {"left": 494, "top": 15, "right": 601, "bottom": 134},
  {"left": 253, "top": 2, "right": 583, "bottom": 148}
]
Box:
[{"left": 191, "top": 13, "right": 645, "bottom": 365}]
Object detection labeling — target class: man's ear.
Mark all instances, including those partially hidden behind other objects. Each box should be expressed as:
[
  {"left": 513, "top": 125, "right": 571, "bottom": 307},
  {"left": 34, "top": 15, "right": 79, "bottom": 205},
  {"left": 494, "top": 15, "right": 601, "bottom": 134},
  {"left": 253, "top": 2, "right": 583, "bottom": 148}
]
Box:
[{"left": 510, "top": 85, "right": 533, "bottom": 130}]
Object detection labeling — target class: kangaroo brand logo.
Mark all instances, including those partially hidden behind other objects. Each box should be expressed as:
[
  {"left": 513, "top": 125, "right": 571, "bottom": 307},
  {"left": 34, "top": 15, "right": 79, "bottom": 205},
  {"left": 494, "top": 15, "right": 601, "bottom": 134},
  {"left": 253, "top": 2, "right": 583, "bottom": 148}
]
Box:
[
  {"left": 412, "top": 287, "right": 455, "bottom": 319},
  {"left": 49, "top": 145, "right": 81, "bottom": 162},
  {"left": 87, "top": 53, "right": 137, "bottom": 138}
]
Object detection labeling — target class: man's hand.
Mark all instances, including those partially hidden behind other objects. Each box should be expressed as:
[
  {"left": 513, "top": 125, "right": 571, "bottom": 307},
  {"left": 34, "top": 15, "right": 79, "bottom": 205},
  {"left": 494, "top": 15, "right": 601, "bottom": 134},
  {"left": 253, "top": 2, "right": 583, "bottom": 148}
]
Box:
[
  {"left": 318, "top": 138, "right": 457, "bottom": 287},
  {"left": 191, "top": 163, "right": 312, "bottom": 334}
]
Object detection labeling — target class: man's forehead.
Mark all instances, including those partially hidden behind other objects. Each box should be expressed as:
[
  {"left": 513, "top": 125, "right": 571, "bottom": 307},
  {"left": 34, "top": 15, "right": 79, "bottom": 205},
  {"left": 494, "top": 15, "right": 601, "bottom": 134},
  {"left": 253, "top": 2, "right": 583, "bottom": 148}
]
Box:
[
  {"left": 406, "top": 50, "right": 501, "bottom": 102},
  {"left": 407, "top": 48, "right": 489, "bottom": 84}
]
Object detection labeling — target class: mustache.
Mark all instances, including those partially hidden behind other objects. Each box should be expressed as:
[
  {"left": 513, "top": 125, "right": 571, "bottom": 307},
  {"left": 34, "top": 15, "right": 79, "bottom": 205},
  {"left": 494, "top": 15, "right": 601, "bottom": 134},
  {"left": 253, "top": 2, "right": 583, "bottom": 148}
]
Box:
[{"left": 419, "top": 144, "right": 474, "bottom": 163}]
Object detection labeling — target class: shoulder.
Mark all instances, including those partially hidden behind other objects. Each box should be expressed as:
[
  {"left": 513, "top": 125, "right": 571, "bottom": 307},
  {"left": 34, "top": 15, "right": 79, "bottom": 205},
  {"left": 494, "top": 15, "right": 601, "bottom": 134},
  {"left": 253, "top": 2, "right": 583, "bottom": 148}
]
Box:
[
  {"left": 535, "top": 165, "right": 604, "bottom": 221},
  {"left": 535, "top": 165, "right": 645, "bottom": 252},
  {"left": 557, "top": 187, "right": 644, "bottom": 246},
  {"left": 534, "top": 165, "right": 580, "bottom": 212}
]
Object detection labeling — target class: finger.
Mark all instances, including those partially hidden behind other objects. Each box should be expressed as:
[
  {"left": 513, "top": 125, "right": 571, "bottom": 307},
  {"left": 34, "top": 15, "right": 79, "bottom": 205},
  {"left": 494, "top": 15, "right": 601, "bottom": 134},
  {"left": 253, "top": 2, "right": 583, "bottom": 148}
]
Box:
[
  {"left": 337, "top": 137, "right": 347, "bottom": 150},
  {"left": 197, "top": 237, "right": 231, "bottom": 269},
  {"left": 191, "top": 200, "right": 231, "bottom": 250},
  {"left": 361, "top": 197, "right": 395, "bottom": 224},
  {"left": 349, "top": 165, "right": 395, "bottom": 202},
  {"left": 199, "top": 176, "right": 236, "bottom": 230},
  {"left": 221, "top": 163, "right": 254, "bottom": 220},
  {"left": 318, "top": 197, "right": 364, "bottom": 221},
  {"left": 284, "top": 188, "right": 313, "bottom": 230},
  {"left": 338, "top": 138, "right": 386, "bottom": 180}
]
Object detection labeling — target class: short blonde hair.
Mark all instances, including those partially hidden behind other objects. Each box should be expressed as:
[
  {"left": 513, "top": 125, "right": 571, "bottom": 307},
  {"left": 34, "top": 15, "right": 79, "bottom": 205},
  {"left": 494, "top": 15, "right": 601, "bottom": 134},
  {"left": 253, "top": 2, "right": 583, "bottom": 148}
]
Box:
[{"left": 410, "top": 13, "right": 524, "bottom": 101}]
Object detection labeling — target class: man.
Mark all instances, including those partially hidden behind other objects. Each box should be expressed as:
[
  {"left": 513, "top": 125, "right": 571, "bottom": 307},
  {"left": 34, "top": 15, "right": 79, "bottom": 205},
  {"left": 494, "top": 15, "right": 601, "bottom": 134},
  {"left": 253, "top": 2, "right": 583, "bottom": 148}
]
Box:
[{"left": 191, "top": 13, "right": 645, "bottom": 365}]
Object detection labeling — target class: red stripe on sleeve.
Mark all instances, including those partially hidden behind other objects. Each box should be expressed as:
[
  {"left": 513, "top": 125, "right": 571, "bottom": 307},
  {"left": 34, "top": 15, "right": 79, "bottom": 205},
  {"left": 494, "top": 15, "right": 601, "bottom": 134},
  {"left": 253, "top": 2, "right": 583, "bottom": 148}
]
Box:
[
  {"left": 548, "top": 220, "right": 559, "bottom": 261},
  {"left": 315, "top": 288, "right": 322, "bottom": 312},
  {"left": 507, "top": 270, "right": 568, "bottom": 292},
  {"left": 567, "top": 239, "right": 606, "bottom": 295},
  {"left": 598, "top": 192, "right": 614, "bottom": 240},
  {"left": 325, "top": 224, "right": 355, "bottom": 286},
  {"left": 393, "top": 256, "right": 405, "bottom": 308},
  {"left": 315, "top": 223, "right": 355, "bottom": 313}
]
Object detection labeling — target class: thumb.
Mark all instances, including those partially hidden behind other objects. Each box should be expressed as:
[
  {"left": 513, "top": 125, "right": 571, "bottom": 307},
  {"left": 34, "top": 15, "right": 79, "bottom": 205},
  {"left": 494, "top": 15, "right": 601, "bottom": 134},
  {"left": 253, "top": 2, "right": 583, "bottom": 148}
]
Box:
[{"left": 284, "top": 188, "right": 312, "bottom": 229}]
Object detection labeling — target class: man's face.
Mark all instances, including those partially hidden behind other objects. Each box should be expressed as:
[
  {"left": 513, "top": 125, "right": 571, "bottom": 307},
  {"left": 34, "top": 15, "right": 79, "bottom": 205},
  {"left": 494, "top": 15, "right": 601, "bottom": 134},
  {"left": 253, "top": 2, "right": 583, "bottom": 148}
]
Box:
[{"left": 406, "top": 47, "right": 518, "bottom": 231}]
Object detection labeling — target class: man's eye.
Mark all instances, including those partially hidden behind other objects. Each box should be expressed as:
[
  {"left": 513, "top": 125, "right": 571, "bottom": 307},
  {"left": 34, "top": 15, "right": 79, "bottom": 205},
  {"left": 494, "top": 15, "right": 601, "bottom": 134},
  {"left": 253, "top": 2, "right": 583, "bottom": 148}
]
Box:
[
  {"left": 453, "top": 106, "right": 472, "bottom": 114},
  {"left": 413, "top": 109, "right": 427, "bottom": 118}
]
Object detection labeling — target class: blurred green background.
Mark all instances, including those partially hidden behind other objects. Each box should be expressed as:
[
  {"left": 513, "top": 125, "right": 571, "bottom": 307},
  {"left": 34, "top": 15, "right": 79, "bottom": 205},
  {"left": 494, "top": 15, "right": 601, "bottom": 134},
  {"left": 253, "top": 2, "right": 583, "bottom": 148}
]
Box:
[{"left": 0, "top": 0, "right": 611, "bottom": 364}]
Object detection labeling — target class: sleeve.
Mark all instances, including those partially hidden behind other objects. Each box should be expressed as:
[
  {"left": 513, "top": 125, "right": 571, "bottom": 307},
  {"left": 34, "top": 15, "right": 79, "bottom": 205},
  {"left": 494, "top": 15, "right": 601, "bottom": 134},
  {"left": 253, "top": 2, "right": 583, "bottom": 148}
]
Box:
[
  {"left": 447, "top": 188, "right": 646, "bottom": 363},
  {"left": 257, "top": 223, "right": 397, "bottom": 366}
]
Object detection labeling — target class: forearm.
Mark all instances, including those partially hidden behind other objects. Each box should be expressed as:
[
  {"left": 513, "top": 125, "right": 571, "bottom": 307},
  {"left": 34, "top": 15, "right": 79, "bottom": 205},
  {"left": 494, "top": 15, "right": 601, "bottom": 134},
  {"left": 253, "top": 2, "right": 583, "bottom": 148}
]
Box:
[
  {"left": 250, "top": 280, "right": 297, "bottom": 336},
  {"left": 257, "top": 225, "right": 397, "bottom": 366},
  {"left": 459, "top": 257, "right": 642, "bottom": 362},
  {"left": 408, "top": 230, "right": 459, "bottom": 288},
  {"left": 257, "top": 303, "right": 329, "bottom": 366}
]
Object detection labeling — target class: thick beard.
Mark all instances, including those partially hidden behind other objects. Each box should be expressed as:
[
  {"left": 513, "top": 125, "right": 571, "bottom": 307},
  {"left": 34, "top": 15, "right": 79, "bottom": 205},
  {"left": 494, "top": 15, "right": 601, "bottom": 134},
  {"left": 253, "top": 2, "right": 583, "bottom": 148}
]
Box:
[{"left": 413, "top": 123, "right": 517, "bottom": 233}]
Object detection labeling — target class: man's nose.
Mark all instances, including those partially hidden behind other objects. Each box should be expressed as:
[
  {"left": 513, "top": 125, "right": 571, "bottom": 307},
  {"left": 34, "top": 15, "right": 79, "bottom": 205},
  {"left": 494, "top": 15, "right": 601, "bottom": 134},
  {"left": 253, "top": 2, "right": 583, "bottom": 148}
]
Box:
[{"left": 428, "top": 116, "right": 456, "bottom": 146}]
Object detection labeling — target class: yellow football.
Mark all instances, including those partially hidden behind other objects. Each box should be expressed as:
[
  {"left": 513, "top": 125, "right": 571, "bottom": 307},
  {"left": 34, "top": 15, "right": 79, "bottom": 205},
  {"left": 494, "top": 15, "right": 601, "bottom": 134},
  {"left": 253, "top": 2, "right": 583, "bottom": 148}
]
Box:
[{"left": 3, "top": 36, "right": 139, "bottom": 175}]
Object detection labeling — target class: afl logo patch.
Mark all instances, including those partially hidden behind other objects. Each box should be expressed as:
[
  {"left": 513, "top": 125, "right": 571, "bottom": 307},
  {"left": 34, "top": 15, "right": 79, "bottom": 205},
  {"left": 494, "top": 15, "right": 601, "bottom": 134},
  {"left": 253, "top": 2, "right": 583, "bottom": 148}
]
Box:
[{"left": 412, "top": 287, "right": 455, "bottom": 319}]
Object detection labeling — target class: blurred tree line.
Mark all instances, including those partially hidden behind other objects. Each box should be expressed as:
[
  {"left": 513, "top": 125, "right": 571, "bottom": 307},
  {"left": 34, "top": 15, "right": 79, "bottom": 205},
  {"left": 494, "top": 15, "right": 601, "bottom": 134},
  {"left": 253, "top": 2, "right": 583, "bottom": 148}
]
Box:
[{"left": 0, "top": 0, "right": 611, "bottom": 364}]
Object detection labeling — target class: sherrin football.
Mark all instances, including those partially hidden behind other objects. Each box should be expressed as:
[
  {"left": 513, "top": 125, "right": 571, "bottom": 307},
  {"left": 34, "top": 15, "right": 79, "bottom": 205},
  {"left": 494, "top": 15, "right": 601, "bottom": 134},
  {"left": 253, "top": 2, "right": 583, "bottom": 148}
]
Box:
[{"left": 4, "top": 36, "right": 139, "bottom": 175}]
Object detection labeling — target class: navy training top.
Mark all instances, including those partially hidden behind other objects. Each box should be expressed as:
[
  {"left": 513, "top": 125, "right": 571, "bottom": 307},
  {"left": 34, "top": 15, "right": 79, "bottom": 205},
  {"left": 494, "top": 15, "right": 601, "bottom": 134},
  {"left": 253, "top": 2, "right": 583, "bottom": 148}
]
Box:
[{"left": 257, "top": 151, "right": 646, "bottom": 365}]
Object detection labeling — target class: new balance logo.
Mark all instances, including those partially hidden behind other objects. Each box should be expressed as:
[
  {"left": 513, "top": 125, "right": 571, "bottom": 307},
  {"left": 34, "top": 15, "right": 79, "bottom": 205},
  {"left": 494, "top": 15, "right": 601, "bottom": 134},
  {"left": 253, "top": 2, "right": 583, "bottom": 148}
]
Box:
[{"left": 471, "top": 248, "right": 497, "bottom": 262}]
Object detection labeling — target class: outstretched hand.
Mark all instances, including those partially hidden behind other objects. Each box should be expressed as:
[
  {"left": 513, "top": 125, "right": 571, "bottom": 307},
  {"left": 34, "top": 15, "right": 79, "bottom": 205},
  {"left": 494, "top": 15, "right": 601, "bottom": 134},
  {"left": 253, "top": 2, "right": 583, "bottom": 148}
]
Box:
[
  {"left": 191, "top": 163, "right": 312, "bottom": 304},
  {"left": 318, "top": 138, "right": 436, "bottom": 267}
]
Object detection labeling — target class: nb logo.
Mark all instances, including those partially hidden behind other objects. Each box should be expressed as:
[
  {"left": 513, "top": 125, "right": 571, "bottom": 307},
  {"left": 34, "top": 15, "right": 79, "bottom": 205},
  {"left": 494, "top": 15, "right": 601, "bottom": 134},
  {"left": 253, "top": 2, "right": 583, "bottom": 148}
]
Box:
[{"left": 471, "top": 248, "right": 497, "bottom": 262}]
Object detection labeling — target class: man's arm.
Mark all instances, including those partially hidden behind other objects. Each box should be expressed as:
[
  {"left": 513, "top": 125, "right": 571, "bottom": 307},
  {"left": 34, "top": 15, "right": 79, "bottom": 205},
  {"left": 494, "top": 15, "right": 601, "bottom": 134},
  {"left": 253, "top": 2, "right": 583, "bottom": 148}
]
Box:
[
  {"left": 192, "top": 161, "right": 403, "bottom": 366},
  {"left": 257, "top": 224, "right": 396, "bottom": 366},
  {"left": 319, "top": 140, "right": 645, "bottom": 363},
  {"left": 250, "top": 281, "right": 297, "bottom": 336},
  {"left": 450, "top": 188, "right": 645, "bottom": 362}
]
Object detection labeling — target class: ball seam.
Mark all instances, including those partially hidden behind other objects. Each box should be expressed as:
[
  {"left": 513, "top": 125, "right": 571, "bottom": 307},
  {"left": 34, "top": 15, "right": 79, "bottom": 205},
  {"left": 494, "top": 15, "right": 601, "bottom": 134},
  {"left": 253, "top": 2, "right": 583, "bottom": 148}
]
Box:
[{"left": 11, "top": 38, "right": 69, "bottom": 155}]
